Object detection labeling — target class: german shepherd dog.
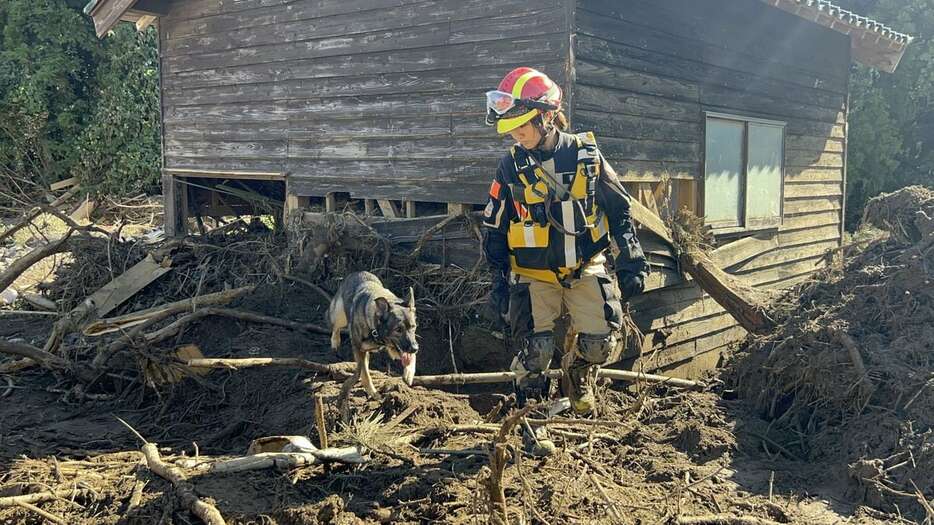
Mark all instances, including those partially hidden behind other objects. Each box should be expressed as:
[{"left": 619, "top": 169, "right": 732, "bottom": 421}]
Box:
[{"left": 328, "top": 271, "right": 418, "bottom": 417}]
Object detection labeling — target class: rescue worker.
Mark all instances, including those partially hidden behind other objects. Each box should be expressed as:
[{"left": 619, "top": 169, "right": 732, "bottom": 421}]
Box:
[{"left": 482, "top": 67, "right": 649, "bottom": 447}]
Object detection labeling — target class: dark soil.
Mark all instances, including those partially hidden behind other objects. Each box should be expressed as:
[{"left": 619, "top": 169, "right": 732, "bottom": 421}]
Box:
[{"left": 2, "top": 204, "right": 925, "bottom": 524}]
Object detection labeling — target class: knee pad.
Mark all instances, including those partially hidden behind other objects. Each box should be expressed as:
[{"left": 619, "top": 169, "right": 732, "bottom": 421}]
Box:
[
  {"left": 525, "top": 331, "right": 556, "bottom": 373},
  {"left": 515, "top": 331, "right": 555, "bottom": 374},
  {"left": 577, "top": 332, "right": 616, "bottom": 364}
]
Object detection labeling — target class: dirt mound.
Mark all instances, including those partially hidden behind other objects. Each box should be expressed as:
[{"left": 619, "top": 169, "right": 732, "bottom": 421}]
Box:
[
  {"left": 732, "top": 186, "right": 934, "bottom": 517},
  {"left": 862, "top": 185, "right": 934, "bottom": 244}
]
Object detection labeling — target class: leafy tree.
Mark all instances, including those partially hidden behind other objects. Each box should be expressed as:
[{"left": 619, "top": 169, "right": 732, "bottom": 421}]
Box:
[
  {"left": 0, "top": 0, "right": 160, "bottom": 207},
  {"left": 74, "top": 24, "right": 161, "bottom": 196},
  {"left": 835, "top": 0, "right": 934, "bottom": 227},
  {"left": 0, "top": 0, "right": 100, "bottom": 199}
]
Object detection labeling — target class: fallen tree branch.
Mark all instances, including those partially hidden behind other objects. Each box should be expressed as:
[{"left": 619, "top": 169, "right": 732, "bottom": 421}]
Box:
[
  {"left": 410, "top": 213, "right": 462, "bottom": 259},
  {"left": 674, "top": 515, "right": 782, "bottom": 525},
  {"left": 92, "top": 288, "right": 254, "bottom": 368},
  {"left": 0, "top": 340, "right": 69, "bottom": 369},
  {"left": 144, "top": 307, "right": 329, "bottom": 347},
  {"left": 0, "top": 488, "right": 90, "bottom": 508},
  {"left": 0, "top": 358, "right": 35, "bottom": 374},
  {"left": 484, "top": 405, "right": 536, "bottom": 525},
  {"left": 13, "top": 500, "right": 66, "bottom": 524},
  {"left": 86, "top": 286, "right": 255, "bottom": 336},
  {"left": 412, "top": 368, "right": 703, "bottom": 390},
  {"left": 0, "top": 189, "right": 81, "bottom": 244},
  {"left": 282, "top": 274, "right": 332, "bottom": 303},
  {"left": 0, "top": 231, "right": 74, "bottom": 294},
  {"left": 0, "top": 339, "right": 94, "bottom": 382},
  {"left": 141, "top": 443, "right": 226, "bottom": 525},
  {"left": 185, "top": 357, "right": 352, "bottom": 380}
]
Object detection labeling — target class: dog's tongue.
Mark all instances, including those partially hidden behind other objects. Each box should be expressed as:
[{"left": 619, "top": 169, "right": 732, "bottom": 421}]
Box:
[{"left": 400, "top": 352, "right": 416, "bottom": 386}]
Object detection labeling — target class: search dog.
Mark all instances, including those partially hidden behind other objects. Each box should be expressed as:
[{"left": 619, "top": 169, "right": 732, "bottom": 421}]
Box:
[{"left": 328, "top": 271, "right": 418, "bottom": 419}]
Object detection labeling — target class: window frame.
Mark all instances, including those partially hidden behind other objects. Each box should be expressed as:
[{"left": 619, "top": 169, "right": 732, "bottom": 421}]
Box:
[{"left": 701, "top": 111, "right": 786, "bottom": 236}]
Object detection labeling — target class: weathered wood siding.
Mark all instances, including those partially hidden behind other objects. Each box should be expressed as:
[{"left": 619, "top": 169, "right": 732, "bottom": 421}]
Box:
[
  {"left": 571, "top": 0, "right": 849, "bottom": 372},
  {"left": 159, "top": 0, "right": 570, "bottom": 203}
]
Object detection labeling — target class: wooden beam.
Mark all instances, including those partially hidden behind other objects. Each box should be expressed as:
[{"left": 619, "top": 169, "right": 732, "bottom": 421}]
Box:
[
  {"left": 447, "top": 203, "right": 471, "bottom": 215},
  {"left": 91, "top": 0, "right": 136, "bottom": 38},
  {"left": 163, "top": 168, "right": 285, "bottom": 181},
  {"left": 284, "top": 194, "right": 309, "bottom": 223},
  {"left": 405, "top": 200, "right": 416, "bottom": 218},
  {"left": 163, "top": 173, "right": 179, "bottom": 237},
  {"left": 325, "top": 193, "right": 337, "bottom": 213},
  {"left": 629, "top": 197, "right": 674, "bottom": 247},
  {"left": 50, "top": 177, "right": 78, "bottom": 191},
  {"left": 135, "top": 14, "right": 156, "bottom": 31},
  {"left": 364, "top": 199, "right": 376, "bottom": 216},
  {"left": 377, "top": 200, "right": 399, "bottom": 218}
]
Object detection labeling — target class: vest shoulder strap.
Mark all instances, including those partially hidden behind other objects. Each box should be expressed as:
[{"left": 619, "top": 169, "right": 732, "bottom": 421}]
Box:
[
  {"left": 510, "top": 145, "right": 535, "bottom": 178},
  {"left": 576, "top": 131, "right": 600, "bottom": 167}
]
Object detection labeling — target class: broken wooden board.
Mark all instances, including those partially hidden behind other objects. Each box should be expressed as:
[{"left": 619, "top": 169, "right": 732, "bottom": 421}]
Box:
[
  {"left": 69, "top": 198, "right": 97, "bottom": 223},
  {"left": 50, "top": 177, "right": 78, "bottom": 191},
  {"left": 629, "top": 198, "right": 675, "bottom": 247},
  {"left": 377, "top": 199, "right": 399, "bottom": 218},
  {"left": 76, "top": 254, "right": 172, "bottom": 324},
  {"left": 628, "top": 198, "right": 774, "bottom": 335}
]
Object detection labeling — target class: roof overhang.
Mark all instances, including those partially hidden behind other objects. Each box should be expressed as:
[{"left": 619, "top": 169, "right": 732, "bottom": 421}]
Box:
[
  {"left": 84, "top": 0, "right": 912, "bottom": 73},
  {"left": 84, "top": 0, "right": 170, "bottom": 38},
  {"left": 762, "top": 0, "right": 913, "bottom": 73}
]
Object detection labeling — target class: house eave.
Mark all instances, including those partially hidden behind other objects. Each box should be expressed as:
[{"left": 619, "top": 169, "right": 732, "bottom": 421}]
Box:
[{"left": 762, "top": 0, "right": 913, "bottom": 73}]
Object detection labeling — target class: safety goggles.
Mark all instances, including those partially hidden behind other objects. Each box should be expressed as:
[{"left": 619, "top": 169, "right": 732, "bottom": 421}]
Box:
[{"left": 485, "top": 90, "right": 558, "bottom": 125}]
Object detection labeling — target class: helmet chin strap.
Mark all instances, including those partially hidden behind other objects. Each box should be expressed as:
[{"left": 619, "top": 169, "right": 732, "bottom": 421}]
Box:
[{"left": 531, "top": 113, "right": 558, "bottom": 152}]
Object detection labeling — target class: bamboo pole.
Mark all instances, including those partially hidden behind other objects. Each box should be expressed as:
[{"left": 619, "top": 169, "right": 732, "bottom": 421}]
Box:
[
  {"left": 185, "top": 357, "right": 351, "bottom": 380},
  {"left": 411, "top": 369, "right": 703, "bottom": 390}
]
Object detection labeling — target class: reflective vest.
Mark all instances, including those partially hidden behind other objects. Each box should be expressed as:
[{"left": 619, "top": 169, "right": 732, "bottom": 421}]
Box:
[{"left": 506, "top": 132, "right": 611, "bottom": 284}]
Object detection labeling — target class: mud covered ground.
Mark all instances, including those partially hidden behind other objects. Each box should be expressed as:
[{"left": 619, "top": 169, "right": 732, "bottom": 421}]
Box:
[{"left": 3, "top": 193, "right": 933, "bottom": 524}]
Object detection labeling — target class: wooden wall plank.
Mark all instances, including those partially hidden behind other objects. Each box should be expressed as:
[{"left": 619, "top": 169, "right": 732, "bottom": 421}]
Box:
[
  {"left": 574, "top": 109, "right": 702, "bottom": 143},
  {"left": 164, "top": 7, "right": 565, "bottom": 73},
  {"left": 576, "top": 0, "right": 848, "bottom": 93}
]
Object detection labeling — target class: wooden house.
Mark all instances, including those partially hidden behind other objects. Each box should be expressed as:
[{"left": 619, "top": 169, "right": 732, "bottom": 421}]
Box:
[{"left": 86, "top": 0, "right": 910, "bottom": 375}]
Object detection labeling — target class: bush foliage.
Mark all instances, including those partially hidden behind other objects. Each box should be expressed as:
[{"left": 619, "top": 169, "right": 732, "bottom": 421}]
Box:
[{"left": 0, "top": 0, "right": 159, "bottom": 207}]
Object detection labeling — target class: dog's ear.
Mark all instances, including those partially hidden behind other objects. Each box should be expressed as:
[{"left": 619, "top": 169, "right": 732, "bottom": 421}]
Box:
[
  {"left": 406, "top": 287, "right": 415, "bottom": 309},
  {"left": 375, "top": 297, "right": 391, "bottom": 317}
]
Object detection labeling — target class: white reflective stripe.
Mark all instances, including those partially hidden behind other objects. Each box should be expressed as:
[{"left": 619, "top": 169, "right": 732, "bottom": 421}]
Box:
[
  {"left": 524, "top": 223, "right": 535, "bottom": 247},
  {"left": 561, "top": 201, "right": 576, "bottom": 267},
  {"left": 595, "top": 213, "right": 607, "bottom": 237},
  {"left": 577, "top": 149, "right": 590, "bottom": 162}
]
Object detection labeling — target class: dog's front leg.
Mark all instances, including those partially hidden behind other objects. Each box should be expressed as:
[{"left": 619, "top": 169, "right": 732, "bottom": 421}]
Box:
[
  {"left": 338, "top": 349, "right": 365, "bottom": 422},
  {"left": 360, "top": 350, "right": 380, "bottom": 400}
]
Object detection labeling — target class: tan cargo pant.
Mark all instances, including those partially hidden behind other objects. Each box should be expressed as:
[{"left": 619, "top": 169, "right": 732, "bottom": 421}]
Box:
[{"left": 507, "top": 256, "right": 623, "bottom": 395}]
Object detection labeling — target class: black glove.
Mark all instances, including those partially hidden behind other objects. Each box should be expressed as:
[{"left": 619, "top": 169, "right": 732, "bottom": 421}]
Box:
[
  {"left": 489, "top": 271, "right": 510, "bottom": 326},
  {"left": 619, "top": 272, "right": 645, "bottom": 300}
]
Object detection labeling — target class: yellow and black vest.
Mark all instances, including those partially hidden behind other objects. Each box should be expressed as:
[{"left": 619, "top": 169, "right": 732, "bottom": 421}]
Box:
[{"left": 506, "top": 132, "right": 610, "bottom": 284}]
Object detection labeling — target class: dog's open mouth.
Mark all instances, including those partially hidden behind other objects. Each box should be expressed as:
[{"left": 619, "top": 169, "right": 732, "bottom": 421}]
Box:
[{"left": 399, "top": 351, "right": 417, "bottom": 386}]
